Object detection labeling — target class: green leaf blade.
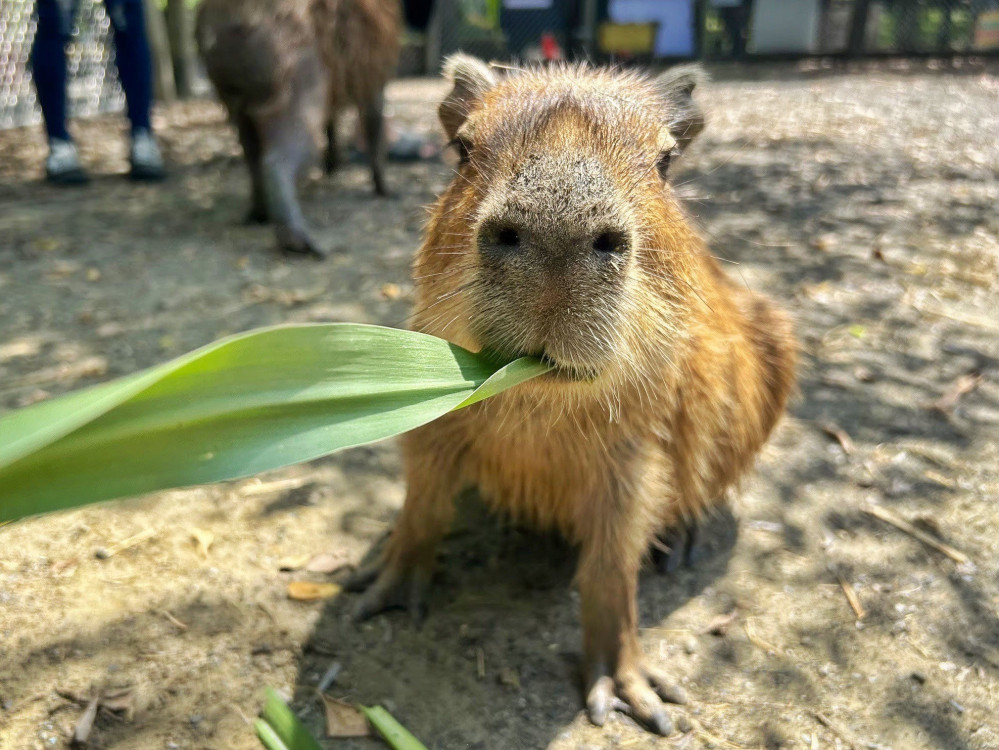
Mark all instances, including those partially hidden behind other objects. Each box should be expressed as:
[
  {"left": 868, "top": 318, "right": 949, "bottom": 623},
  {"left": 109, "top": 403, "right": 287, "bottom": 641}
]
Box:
[
  {"left": 260, "top": 689, "right": 323, "bottom": 750},
  {"left": 360, "top": 705, "right": 429, "bottom": 750},
  {"left": 0, "top": 324, "right": 548, "bottom": 524}
]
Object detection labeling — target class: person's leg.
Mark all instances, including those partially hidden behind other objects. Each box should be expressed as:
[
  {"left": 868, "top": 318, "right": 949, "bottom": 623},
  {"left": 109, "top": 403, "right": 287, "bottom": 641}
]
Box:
[
  {"left": 105, "top": 0, "right": 152, "bottom": 132},
  {"left": 105, "top": 0, "right": 164, "bottom": 178},
  {"left": 31, "top": 0, "right": 72, "bottom": 140},
  {"left": 32, "top": 0, "right": 88, "bottom": 183}
]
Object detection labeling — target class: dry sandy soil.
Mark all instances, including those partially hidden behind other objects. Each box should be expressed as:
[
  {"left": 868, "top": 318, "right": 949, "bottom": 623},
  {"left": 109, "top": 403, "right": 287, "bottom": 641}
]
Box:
[{"left": 1, "top": 61, "right": 997, "bottom": 750}]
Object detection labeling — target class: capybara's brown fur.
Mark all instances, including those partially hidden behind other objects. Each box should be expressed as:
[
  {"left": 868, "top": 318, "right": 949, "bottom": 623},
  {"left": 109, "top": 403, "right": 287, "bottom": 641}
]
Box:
[
  {"left": 196, "top": 0, "right": 401, "bottom": 257},
  {"left": 349, "top": 57, "right": 796, "bottom": 735}
]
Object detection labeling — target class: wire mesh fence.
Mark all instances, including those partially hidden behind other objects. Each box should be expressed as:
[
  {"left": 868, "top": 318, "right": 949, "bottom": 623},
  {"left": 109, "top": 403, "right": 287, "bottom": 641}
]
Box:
[
  {"left": 1, "top": 0, "right": 123, "bottom": 130},
  {"left": 1, "top": 0, "right": 997, "bottom": 130}
]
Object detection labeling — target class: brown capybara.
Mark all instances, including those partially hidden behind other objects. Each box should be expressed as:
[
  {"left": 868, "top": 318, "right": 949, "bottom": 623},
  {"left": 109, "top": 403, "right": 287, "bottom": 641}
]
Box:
[
  {"left": 196, "top": 0, "right": 401, "bottom": 257},
  {"left": 348, "top": 56, "right": 796, "bottom": 734}
]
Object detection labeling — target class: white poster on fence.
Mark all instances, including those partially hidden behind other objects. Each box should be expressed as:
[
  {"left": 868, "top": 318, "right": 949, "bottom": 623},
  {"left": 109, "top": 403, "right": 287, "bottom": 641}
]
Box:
[{"left": 608, "top": 0, "right": 696, "bottom": 57}]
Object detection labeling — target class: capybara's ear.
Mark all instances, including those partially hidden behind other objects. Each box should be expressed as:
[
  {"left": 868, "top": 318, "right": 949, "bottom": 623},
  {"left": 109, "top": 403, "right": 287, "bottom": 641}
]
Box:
[
  {"left": 439, "top": 54, "right": 498, "bottom": 140},
  {"left": 655, "top": 64, "right": 707, "bottom": 152}
]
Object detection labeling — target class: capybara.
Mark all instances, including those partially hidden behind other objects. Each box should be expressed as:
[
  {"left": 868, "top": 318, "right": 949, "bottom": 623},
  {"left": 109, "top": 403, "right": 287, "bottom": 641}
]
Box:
[
  {"left": 349, "top": 56, "right": 797, "bottom": 734},
  {"left": 196, "top": 0, "right": 401, "bottom": 257}
]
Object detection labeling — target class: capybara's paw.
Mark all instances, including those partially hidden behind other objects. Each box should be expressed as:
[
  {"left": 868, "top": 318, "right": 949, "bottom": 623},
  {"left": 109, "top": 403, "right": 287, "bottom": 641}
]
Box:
[
  {"left": 243, "top": 206, "right": 269, "bottom": 225},
  {"left": 348, "top": 560, "right": 430, "bottom": 626},
  {"left": 586, "top": 663, "right": 688, "bottom": 735},
  {"left": 651, "top": 519, "right": 702, "bottom": 574},
  {"left": 276, "top": 226, "right": 328, "bottom": 259}
]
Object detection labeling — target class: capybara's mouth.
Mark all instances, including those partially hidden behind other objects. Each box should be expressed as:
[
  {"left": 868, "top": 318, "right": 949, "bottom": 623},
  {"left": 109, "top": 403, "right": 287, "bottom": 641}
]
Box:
[{"left": 540, "top": 353, "right": 598, "bottom": 383}]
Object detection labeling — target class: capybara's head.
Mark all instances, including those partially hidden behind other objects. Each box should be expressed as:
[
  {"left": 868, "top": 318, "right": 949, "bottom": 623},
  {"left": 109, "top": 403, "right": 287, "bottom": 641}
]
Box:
[{"left": 423, "top": 56, "right": 706, "bottom": 384}]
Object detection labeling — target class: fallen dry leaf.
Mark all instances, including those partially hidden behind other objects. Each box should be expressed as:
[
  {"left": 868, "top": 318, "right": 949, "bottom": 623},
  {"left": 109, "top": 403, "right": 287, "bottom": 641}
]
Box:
[
  {"left": 191, "top": 528, "right": 214, "bottom": 557},
  {"left": 100, "top": 688, "right": 135, "bottom": 716},
  {"left": 278, "top": 554, "right": 311, "bottom": 572},
  {"left": 72, "top": 696, "right": 99, "bottom": 745},
  {"left": 703, "top": 610, "right": 739, "bottom": 636},
  {"left": 288, "top": 581, "right": 342, "bottom": 601},
  {"left": 929, "top": 370, "right": 983, "bottom": 414},
  {"left": 498, "top": 667, "right": 520, "bottom": 688},
  {"left": 321, "top": 695, "right": 370, "bottom": 738},
  {"left": 305, "top": 552, "right": 348, "bottom": 574}
]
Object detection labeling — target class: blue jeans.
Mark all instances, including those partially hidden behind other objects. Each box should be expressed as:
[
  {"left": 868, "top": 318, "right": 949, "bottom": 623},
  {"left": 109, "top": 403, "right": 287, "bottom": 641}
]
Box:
[{"left": 32, "top": 0, "right": 154, "bottom": 140}]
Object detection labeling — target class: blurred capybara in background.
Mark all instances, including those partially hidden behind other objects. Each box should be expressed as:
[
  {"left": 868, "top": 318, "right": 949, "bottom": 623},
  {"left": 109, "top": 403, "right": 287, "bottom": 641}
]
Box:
[{"left": 196, "top": 0, "right": 401, "bottom": 257}]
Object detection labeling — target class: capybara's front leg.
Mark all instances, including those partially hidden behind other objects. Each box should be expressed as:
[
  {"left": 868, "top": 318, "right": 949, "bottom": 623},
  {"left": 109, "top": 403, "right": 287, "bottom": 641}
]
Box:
[
  {"left": 579, "top": 503, "right": 688, "bottom": 734},
  {"left": 347, "top": 428, "right": 464, "bottom": 623}
]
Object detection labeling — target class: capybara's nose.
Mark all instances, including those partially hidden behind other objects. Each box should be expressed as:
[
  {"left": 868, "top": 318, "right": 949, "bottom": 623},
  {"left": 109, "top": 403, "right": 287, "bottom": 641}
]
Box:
[{"left": 477, "top": 219, "right": 630, "bottom": 263}]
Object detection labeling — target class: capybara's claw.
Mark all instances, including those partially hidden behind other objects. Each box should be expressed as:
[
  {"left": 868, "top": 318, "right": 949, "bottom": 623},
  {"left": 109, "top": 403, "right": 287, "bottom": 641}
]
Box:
[
  {"left": 586, "top": 663, "right": 687, "bottom": 735},
  {"left": 350, "top": 563, "right": 430, "bottom": 626}
]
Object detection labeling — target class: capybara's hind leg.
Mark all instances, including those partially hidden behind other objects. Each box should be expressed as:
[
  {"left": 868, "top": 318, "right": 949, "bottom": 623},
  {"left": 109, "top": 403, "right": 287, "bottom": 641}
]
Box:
[
  {"left": 362, "top": 92, "right": 388, "bottom": 196},
  {"left": 260, "top": 114, "right": 326, "bottom": 258},
  {"left": 323, "top": 120, "right": 338, "bottom": 176},
  {"left": 651, "top": 519, "right": 702, "bottom": 574},
  {"left": 236, "top": 114, "right": 268, "bottom": 225}
]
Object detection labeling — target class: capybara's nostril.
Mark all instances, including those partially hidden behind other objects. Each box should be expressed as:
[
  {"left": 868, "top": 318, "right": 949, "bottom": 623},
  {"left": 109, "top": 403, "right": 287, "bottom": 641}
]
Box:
[
  {"left": 592, "top": 230, "right": 628, "bottom": 255},
  {"left": 496, "top": 226, "right": 521, "bottom": 248},
  {"left": 480, "top": 222, "right": 523, "bottom": 254}
]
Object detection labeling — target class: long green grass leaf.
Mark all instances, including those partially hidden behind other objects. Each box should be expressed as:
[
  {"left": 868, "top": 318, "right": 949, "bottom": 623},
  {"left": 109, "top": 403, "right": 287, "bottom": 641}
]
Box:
[
  {"left": 255, "top": 719, "right": 291, "bottom": 750},
  {"left": 360, "top": 705, "right": 429, "bottom": 750},
  {"left": 260, "top": 689, "right": 324, "bottom": 750},
  {"left": 0, "top": 324, "right": 548, "bottom": 523}
]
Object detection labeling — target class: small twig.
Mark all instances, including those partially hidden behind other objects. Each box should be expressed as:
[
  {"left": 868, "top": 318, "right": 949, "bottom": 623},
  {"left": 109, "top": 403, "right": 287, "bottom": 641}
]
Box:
[
  {"left": 863, "top": 505, "right": 969, "bottom": 564},
  {"left": 317, "top": 660, "right": 343, "bottom": 694},
  {"left": 817, "top": 421, "right": 854, "bottom": 454},
  {"left": 836, "top": 573, "right": 866, "bottom": 620},
  {"left": 927, "top": 370, "right": 983, "bottom": 414},
  {"left": 814, "top": 711, "right": 860, "bottom": 750},
  {"left": 160, "top": 610, "right": 188, "bottom": 631},
  {"left": 744, "top": 620, "right": 780, "bottom": 654},
  {"left": 6, "top": 691, "right": 48, "bottom": 715},
  {"left": 95, "top": 527, "right": 157, "bottom": 559},
  {"left": 55, "top": 690, "right": 89, "bottom": 706},
  {"left": 906, "top": 636, "right": 931, "bottom": 659}
]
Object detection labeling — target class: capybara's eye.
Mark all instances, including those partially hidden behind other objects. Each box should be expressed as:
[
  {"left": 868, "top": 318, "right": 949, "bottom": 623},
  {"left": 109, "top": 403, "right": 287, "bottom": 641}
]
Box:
[
  {"left": 450, "top": 137, "right": 472, "bottom": 165},
  {"left": 656, "top": 147, "right": 677, "bottom": 180}
]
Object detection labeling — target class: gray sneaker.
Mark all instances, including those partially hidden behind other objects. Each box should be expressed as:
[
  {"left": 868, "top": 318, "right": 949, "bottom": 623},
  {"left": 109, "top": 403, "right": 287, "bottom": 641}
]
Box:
[
  {"left": 45, "top": 138, "right": 89, "bottom": 185},
  {"left": 129, "top": 129, "right": 165, "bottom": 181}
]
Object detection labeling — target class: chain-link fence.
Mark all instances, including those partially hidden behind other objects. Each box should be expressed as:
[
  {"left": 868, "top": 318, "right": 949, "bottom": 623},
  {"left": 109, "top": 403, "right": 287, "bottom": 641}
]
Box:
[
  {"left": 0, "top": 0, "right": 123, "bottom": 130},
  {"left": 2, "top": 0, "right": 998, "bottom": 130}
]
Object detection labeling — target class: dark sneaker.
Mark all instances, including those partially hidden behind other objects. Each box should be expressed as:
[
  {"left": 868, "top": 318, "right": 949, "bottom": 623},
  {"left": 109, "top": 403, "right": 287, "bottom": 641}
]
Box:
[
  {"left": 129, "top": 129, "right": 166, "bottom": 181},
  {"left": 45, "top": 139, "right": 90, "bottom": 185}
]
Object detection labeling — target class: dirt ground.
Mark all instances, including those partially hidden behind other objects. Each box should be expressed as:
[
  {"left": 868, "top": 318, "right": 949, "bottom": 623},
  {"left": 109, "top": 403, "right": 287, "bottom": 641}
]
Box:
[{"left": 1, "top": 60, "right": 998, "bottom": 750}]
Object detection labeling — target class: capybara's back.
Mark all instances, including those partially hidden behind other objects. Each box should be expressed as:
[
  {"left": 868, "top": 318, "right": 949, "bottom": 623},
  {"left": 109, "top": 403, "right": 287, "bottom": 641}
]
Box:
[
  {"left": 314, "top": 0, "right": 401, "bottom": 114},
  {"left": 196, "top": 0, "right": 316, "bottom": 116}
]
